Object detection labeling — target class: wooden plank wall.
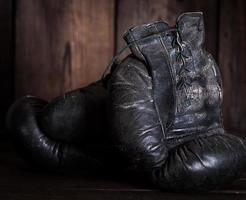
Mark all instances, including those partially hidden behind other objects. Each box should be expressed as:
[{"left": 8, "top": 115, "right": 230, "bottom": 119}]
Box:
[
  {"left": 219, "top": 0, "right": 246, "bottom": 134},
  {"left": 15, "top": 0, "right": 114, "bottom": 100},
  {"left": 0, "top": 0, "right": 245, "bottom": 134},
  {"left": 0, "top": 0, "right": 13, "bottom": 129}
]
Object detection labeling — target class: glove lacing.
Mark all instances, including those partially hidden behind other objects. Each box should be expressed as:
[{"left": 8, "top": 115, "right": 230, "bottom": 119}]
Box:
[
  {"left": 172, "top": 27, "right": 190, "bottom": 91},
  {"left": 102, "top": 27, "right": 191, "bottom": 93}
]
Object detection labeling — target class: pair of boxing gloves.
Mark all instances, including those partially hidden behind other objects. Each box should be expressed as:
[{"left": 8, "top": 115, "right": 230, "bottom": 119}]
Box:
[{"left": 6, "top": 12, "right": 246, "bottom": 192}]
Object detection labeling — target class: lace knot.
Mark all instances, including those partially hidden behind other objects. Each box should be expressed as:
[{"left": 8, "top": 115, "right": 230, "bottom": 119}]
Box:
[{"left": 173, "top": 29, "right": 190, "bottom": 90}]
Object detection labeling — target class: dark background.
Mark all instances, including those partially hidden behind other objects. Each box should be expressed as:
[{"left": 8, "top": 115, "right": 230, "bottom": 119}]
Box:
[{"left": 0, "top": 0, "right": 245, "bottom": 136}]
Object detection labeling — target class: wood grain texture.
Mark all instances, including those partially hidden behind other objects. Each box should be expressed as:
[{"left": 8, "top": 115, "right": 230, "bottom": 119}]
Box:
[
  {"left": 116, "top": 0, "right": 219, "bottom": 57},
  {"left": 219, "top": 0, "right": 246, "bottom": 134},
  {"left": 15, "top": 0, "right": 114, "bottom": 100},
  {"left": 0, "top": 0, "right": 13, "bottom": 128}
]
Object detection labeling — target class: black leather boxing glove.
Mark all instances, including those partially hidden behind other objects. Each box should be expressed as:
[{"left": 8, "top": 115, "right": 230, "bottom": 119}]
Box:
[
  {"left": 6, "top": 80, "right": 112, "bottom": 170},
  {"left": 108, "top": 12, "right": 246, "bottom": 191}
]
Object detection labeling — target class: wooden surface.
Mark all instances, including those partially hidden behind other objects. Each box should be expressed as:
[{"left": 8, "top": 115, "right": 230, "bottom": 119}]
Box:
[
  {"left": 1, "top": 139, "right": 246, "bottom": 200},
  {"left": 15, "top": 0, "right": 114, "bottom": 100},
  {"left": 219, "top": 0, "right": 246, "bottom": 134}
]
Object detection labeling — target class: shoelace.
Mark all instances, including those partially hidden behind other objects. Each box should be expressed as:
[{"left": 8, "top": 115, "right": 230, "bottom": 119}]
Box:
[{"left": 172, "top": 28, "right": 191, "bottom": 90}]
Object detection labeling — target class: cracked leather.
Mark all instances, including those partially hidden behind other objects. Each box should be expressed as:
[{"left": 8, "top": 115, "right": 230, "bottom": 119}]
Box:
[{"left": 108, "top": 12, "right": 246, "bottom": 191}]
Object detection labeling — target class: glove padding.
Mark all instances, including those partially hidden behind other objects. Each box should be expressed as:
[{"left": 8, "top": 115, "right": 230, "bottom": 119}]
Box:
[
  {"left": 108, "top": 12, "right": 246, "bottom": 191},
  {"left": 108, "top": 55, "right": 246, "bottom": 191},
  {"left": 152, "top": 132, "right": 246, "bottom": 191},
  {"left": 6, "top": 80, "right": 109, "bottom": 170}
]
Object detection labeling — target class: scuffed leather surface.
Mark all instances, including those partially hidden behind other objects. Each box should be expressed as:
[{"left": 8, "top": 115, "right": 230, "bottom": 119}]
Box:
[
  {"left": 108, "top": 56, "right": 168, "bottom": 169},
  {"left": 109, "top": 12, "right": 246, "bottom": 191},
  {"left": 6, "top": 80, "right": 108, "bottom": 170},
  {"left": 41, "top": 80, "right": 107, "bottom": 143},
  {"left": 152, "top": 133, "right": 246, "bottom": 191},
  {"left": 167, "top": 13, "right": 222, "bottom": 137}
]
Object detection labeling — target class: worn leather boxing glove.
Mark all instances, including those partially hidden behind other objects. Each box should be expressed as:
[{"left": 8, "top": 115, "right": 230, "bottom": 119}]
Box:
[
  {"left": 6, "top": 80, "right": 111, "bottom": 170},
  {"left": 108, "top": 12, "right": 246, "bottom": 191}
]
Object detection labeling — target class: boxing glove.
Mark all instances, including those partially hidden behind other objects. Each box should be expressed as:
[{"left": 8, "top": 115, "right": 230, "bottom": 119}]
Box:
[
  {"left": 6, "top": 80, "right": 112, "bottom": 170},
  {"left": 108, "top": 12, "right": 246, "bottom": 191}
]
